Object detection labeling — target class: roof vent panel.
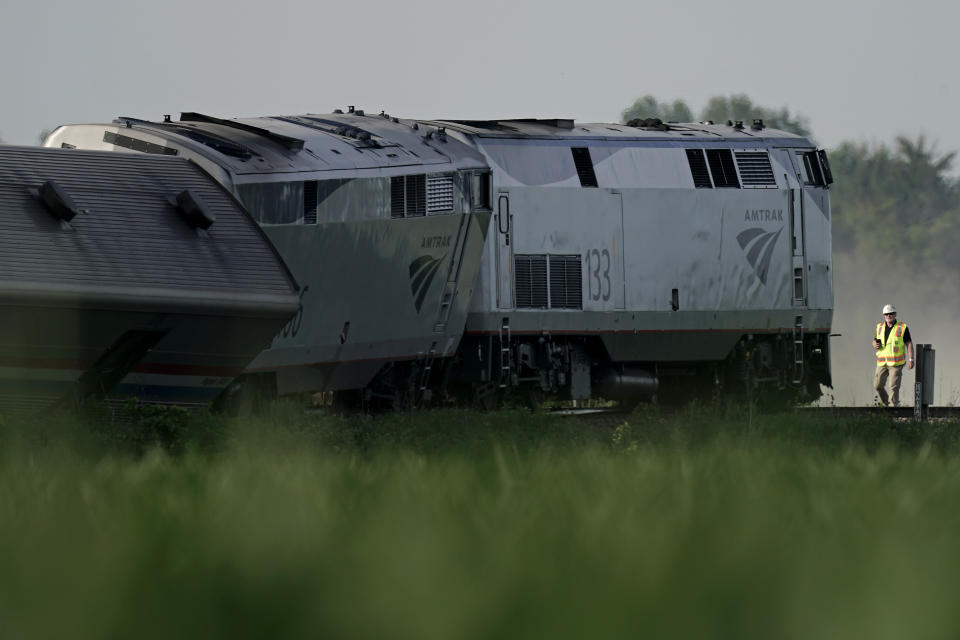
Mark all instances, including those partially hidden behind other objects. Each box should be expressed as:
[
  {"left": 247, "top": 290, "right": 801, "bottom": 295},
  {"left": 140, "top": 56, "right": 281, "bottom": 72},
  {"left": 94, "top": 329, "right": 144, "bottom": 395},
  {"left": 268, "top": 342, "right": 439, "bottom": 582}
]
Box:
[
  {"left": 172, "top": 189, "right": 215, "bottom": 229},
  {"left": 37, "top": 180, "right": 80, "bottom": 222}
]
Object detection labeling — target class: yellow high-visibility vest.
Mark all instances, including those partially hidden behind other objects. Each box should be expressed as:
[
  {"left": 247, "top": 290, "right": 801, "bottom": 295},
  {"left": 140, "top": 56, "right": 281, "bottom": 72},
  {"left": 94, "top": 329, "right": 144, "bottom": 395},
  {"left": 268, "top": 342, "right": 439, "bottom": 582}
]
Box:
[{"left": 876, "top": 322, "right": 908, "bottom": 367}]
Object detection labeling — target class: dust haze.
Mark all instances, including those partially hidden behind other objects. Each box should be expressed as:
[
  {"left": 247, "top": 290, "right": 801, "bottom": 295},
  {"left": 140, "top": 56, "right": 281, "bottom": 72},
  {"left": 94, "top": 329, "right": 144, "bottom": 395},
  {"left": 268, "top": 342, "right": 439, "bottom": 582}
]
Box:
[{"left": 825, "top": 251, "right": 959, "bottom": 406}]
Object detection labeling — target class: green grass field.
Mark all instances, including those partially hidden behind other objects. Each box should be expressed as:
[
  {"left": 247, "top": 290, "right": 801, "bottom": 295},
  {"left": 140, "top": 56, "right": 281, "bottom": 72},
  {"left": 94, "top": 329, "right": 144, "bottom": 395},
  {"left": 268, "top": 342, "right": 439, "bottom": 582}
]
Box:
[{"left": 3, "top": 403, "right": 960, "bottom": 639}]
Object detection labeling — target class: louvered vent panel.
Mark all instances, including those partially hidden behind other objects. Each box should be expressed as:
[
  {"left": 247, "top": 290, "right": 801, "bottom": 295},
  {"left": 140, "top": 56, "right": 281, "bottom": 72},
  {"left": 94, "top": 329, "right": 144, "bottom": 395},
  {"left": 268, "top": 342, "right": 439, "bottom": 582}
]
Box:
[
  {"left": 426, "top": 175, "right": 455, "bottom": 214},
  {"left": 405, "top": 174, "right": 426, "bottom": 216},
  {"left": 706, "top": 149, "right": 740, "bottom": 188},
  {"left": 390, "top": 176, "right": 405, "bottom": 218},
  {"left": 570, "top": 147, "right": 598, "bottom": 188},
  {"left": 735, "top": 152, "right": 776, "bottom": 187},
  {"left": 515, "top": 255, "right": 548, "bottom": 309},
  {"left": 549, "top": 255, "right": 583, "bottom": 309},
  {"left": 685, "top": 149, "right": 712, "bottom": 188},
  {"left": 303, "top": 180, "right": 318, "bottom": 224}
]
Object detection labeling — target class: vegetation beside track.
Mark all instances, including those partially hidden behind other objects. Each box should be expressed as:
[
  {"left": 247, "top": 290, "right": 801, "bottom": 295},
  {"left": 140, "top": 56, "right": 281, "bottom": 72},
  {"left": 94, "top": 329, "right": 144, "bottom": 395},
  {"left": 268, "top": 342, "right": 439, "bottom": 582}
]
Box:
[{"left": 3, "top": 403, "right": 960, "bottom": 639}]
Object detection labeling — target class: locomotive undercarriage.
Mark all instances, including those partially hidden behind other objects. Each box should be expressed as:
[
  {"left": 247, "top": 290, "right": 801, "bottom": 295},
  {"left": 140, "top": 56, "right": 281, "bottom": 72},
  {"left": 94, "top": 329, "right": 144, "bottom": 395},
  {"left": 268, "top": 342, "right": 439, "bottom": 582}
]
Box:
[
  {"left": 444, "top": 330, "right": 831, "bottom": 408},
  {"left": 220, "top": 330, "right": 830, "bottom": 412}
]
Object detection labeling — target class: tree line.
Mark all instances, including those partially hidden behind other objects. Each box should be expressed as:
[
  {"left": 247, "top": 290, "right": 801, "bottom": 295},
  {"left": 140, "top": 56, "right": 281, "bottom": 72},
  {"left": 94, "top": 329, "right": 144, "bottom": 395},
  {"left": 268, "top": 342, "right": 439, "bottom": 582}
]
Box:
[
  {"left": 621, "top": 93, "right": 812, "bottom": 138},
  {"left": 622, "top": 94, "right": 959, "bottom": 272}
]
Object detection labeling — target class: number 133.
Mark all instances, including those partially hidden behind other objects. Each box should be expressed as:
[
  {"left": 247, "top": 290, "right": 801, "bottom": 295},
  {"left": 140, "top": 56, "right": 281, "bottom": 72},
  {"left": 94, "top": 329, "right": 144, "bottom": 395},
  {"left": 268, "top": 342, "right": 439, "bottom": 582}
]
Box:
[{"left": 586, "top": 248, "right": 611, "bottom": 301}]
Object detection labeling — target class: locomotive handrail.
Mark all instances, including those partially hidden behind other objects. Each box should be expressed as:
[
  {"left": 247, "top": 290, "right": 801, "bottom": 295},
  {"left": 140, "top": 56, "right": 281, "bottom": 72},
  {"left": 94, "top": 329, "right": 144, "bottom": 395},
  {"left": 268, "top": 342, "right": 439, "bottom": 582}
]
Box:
[{"left": 497, "top": 194, "right": 510, "bottom": 234}]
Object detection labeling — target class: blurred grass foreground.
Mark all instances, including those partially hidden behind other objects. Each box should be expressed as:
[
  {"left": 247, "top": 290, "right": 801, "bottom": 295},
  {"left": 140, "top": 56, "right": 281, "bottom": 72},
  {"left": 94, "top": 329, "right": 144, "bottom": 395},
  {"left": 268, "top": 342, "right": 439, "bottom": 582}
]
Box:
[{"left": 3, "top": 403, "right": 960, "bottom": 639}]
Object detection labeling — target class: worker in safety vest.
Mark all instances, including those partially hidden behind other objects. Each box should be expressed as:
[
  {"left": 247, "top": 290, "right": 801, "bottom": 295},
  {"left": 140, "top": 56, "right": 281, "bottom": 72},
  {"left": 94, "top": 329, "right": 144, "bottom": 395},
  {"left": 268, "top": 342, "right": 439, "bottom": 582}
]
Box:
[{"left": 872, "top": 304, "right": 913, "bottom": 407}]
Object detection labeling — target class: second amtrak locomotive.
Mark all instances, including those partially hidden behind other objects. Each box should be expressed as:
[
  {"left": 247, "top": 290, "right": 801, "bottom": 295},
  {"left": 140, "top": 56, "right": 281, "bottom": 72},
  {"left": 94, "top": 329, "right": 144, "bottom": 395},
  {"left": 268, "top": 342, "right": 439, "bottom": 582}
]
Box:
[{"left": 48, "top": 110, "right": 492, "bottom": 406}]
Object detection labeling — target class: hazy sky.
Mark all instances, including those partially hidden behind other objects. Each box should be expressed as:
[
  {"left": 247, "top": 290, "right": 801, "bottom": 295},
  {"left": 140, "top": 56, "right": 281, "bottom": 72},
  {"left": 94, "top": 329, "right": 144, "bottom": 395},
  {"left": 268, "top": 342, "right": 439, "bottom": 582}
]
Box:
[{"left": 3, "top": 0, "right": 959, "bottom": 154}]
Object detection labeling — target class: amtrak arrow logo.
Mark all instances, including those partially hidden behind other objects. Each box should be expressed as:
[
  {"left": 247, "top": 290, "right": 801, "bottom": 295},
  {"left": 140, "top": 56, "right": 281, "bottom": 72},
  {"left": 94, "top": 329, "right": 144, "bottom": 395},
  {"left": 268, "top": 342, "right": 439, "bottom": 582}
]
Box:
[
  {"left": 736, "top": 226, "right": 783, "bottom": 285},
  {"left": 409, "top": 254, "right": 447, "bottom": 313}
]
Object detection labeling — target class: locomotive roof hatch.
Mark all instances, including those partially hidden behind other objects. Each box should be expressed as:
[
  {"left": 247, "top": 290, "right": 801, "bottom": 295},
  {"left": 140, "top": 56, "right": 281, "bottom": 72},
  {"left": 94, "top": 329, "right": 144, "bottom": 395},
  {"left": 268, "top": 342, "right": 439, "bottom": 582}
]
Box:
[
  {"left": 103, "top": 112, "right": 491, "bottom": 179},
  {"left": 422, "top": 118, "right": 812, "bottom": 146}
]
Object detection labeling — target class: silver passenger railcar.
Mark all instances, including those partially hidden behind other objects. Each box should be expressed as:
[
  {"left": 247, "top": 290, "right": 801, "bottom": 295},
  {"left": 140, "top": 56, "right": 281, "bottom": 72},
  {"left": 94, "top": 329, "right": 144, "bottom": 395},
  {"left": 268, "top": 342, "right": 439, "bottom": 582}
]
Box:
[{"left": 0, "top": 145, "right": 299, "bottom": 411}]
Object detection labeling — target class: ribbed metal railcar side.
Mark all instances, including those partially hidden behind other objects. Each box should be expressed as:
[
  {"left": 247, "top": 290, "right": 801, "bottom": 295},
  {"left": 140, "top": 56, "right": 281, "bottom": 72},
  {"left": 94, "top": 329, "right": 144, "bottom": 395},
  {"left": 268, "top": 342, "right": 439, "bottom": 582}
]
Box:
[{"left": 0, "top": 146, "right": 299, "bottom": 412}]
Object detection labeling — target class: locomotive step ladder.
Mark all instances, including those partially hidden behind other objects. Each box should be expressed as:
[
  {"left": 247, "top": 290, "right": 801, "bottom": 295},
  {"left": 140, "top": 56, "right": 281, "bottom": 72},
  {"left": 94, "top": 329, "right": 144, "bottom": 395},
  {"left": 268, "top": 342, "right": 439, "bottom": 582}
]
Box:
[
  {"left": 792, "top": 315, "right": 804, "bottom": 385},
  {"left": 433, "top": 282, "right": 457, "bottom": 333},
  {"left": 499, "top": 317, "right": 512, "bottom": 388},
  {"left": 433, "top": 214, "right": 471, "bottom": 334},
  {"left": 792, "top": 262, "right": 806, "bottom": 306}
]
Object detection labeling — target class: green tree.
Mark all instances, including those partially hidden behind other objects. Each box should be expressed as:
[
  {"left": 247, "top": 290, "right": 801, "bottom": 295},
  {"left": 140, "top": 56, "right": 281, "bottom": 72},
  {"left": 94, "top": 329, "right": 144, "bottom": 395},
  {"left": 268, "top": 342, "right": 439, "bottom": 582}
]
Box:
[
  {"left": 699, "top": 93, "right": 812, "bottom": 137},
  {"left": 617, "top": 94, "right": 960, "bottom": 273},
  {"left": 830, "top": 136, "right": 960, "bottom": 269},
  {"left": 620, "top": 93, "right": 812, "bottom": 137},
  {"left": 620, "top": 95, "right": 693, "bottom": 124}
]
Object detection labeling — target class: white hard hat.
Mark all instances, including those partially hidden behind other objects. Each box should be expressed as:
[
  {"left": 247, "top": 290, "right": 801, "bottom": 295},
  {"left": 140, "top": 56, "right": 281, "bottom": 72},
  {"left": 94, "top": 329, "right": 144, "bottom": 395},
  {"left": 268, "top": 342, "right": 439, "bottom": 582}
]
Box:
[{"left": 882, "top": 304, "right": 897, "bottom": 314}]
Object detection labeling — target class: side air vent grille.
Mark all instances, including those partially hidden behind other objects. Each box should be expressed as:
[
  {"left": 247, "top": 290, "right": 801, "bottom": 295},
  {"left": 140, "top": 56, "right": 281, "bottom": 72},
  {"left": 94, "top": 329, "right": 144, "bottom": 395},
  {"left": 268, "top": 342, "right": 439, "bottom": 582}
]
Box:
[
  {"left": 390, "top": 174, "right": 426, "bottom": 217},
  {"left": 391, "top": 176, "right": 405, "bottom": 218},
  {"left": 426, "top": 175, "right": 455, "bottom": 214},
  {"left": 303, "top": 180, "right": 318, "bottom": 224},
  {"left": 686, "top": 149, "right": 712, "bottom": 188},
  {"left": 734, "top": 151, "right": 776, "bottom": 188},
  {"left": 515, "top": 255, "right": 548, "bottom": 309},
  {"left": 570, "top": 147, "right": 598, "bottom": 188},
  {"left": 405, "top": 174, "right": 426, "bottom": 216},
  {"left": 706, "top": 149, "right": 740, "bottom": 188},
  {"left": 549, "top": 255, "right": 583, "bottom": 309}
]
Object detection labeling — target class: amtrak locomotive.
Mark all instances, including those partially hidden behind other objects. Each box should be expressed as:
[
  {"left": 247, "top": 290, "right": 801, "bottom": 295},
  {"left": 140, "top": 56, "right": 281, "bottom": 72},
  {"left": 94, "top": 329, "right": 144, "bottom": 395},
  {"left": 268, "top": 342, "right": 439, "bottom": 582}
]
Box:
[
  {"left": 429, "top": 117, "right": 833, "bottom": 405},
  {"left": 46, "top": 111, "right": 834, "bottom": 406}
]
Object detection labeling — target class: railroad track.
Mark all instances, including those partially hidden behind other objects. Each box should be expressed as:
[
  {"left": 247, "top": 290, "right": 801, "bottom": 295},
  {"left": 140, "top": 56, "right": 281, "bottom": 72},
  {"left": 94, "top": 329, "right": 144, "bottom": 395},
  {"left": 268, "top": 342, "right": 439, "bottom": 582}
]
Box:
[
  {"left": 798, "top": 406, "right": 960, "bottom": 419},
  {"left": 553, "top": 405, "right": 960, "bottom": 422},
  {"left": 548, "top": 407, "right": 628, "bottom": 417}
]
